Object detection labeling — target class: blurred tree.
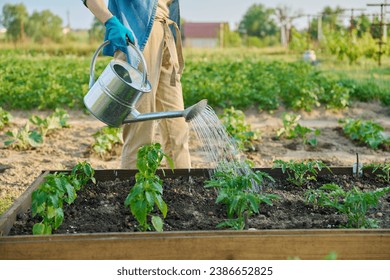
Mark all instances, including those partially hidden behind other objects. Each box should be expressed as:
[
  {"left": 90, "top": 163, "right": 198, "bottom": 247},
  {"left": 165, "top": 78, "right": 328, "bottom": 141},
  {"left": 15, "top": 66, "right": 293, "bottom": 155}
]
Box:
[
  {"left": 220, "top": 23, "right": 242, "bottom": 48},
  {"left": 307, "top": 6, "right": 345, "bottom": 42},
  {"left": 352, "top": 14, "right": 371, "bottom": 37},
  {"left": 320, "top": 6, "right": 344, "bottom": 32},
  {"left": 89, "top": 16, "right": 104, "bottom": 42},
  {"left": 26, "top": 10, "right": 63, "bottom": 43},
  {"left": 0, "top": 3, "right": 28, "bottom": 43},
  {"left": 370, "top": 15, "right": 383, "bottom": 39},
  {"left": 275, "top": 5, "right": 302, "bottom": 47},
  {"left": 238, "top": 4, "right": 278, "bottom": 39}
]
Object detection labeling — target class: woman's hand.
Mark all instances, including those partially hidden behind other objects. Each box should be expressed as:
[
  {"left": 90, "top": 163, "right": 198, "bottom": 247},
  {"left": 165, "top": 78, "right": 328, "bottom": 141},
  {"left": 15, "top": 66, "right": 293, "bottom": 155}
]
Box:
[{"left": 105, "top": 16, "right": 135, "bottom": 54}]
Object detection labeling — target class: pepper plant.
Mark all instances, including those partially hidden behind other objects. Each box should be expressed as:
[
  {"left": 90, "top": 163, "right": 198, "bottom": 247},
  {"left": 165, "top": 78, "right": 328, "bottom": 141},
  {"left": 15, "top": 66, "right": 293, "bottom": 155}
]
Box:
[
  {"left": 273, "top": 159, "right": 330, "bottom": 187},
  {"left": 31, "top": 162, "right": 96, "bottom": 235},
  {"left": 124, "top": 143, "right": 174, "bottom": 232},
  {"left": 205, "top": 169, "right": 279, "bottom": 230},
  {"left": 305, "top": 184, "right": 390, "bottom": 228}
]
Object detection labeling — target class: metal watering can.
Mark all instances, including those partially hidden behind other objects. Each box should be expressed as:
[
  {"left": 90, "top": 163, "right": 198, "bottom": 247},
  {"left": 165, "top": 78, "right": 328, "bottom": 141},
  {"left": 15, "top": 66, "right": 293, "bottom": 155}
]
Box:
[{"left": 83, "top": 41, "right": 207, "bottom": 127}]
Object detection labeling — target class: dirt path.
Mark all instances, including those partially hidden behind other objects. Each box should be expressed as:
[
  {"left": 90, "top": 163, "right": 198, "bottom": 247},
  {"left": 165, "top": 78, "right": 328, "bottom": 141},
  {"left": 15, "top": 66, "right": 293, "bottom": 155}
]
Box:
[{"left": 1, "top": 102, "right": 390, "bottom": 213}]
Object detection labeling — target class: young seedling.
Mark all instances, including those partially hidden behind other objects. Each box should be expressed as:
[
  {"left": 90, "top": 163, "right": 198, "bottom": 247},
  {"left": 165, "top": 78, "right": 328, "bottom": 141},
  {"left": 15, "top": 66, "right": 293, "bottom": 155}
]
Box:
[
  {"left": 91, "top": 126, "right": 123, "bottom": 159},
  {"left": 364, "top": 162, "right": 390, "bottom": 183},
  {"left": 339, "top": 118, "right": 390, "bottom": 149},
  {"left": 273, "top": 159, "right": 330, "bottom": 187},
  {"left": 29, "top": 108, "right": 70, "bottom": 137},
  {"left": 219, "top": 107, "right": 260, "bottom": 151},
  {"left": 4, "top": 109, "right": 69, "bottom": 150},
  {"left": 205, "top": 168, "right": 278, "bottom": 230},
  {"left": 0, "top": 107, "right": 12, "bottom": 129},
  {"left": 31, "top": 161, "right": 96, "bottom": 235},
  {"left": 4, "top": 123, "right": 43, "bottom": 150},
  {"left": 276, "top": 112, "right": 320, "bottom": 146},
  {"left": 124, "top": 143, "right": 174, "bottom": 232},
  {"left": 305, "top": 183, "right": 390, "bottom": 228}
]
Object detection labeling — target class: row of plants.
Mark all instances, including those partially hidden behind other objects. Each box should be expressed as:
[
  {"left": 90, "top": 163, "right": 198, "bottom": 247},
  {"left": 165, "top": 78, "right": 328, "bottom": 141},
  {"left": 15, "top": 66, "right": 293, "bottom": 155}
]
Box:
[
  {"left": 0, "top": 54, "right": 96, "bottom": 110},
  {"left": 182, "top": 59, "right": 352, "bottom": 112},
  {"left": 1, "top": 52, "right": 388, "bottom": 111},
  {"left": 3, "top": 109, "right": 69, "bottom": 150},
  {"left": 2, "top": 106, "right": 388, "bottom": 154},
  {"left": 220, "top": 107, "right": 389, "bottom": 152},
  {"left": 209, "top": 159, "right": 390, "bottom": 230},
  {"left": 1, "top": 107, "right": 123, "bottom": 157},
  {"left": 30, "top": 147, "right": 390, "bottom": 235},
  {"left": 339, "top": 118, "right": 390, "bottom": 150},
  {"left": 30, "top": 143, "right": 172, "bottom": 234}
]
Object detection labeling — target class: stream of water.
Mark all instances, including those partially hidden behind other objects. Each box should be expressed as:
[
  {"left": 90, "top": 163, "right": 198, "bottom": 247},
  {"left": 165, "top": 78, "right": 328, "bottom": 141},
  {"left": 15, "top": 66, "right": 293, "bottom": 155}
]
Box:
[{"left": 189, "top": 104, "right": 261, "bottom": 190}]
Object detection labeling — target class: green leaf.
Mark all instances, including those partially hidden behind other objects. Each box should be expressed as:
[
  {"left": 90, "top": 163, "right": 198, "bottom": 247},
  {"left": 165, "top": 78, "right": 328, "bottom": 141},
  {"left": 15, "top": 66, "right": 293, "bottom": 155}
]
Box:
[
  {"left": 151, "top": 216, "right": 164, "bottom": 232},
  {"left": 126, "top": 184, "right": 143, "bottom": 203},
  {"left": 54, "top": 208, "right": 64, "bottom": 229},
  {"left": 145, "top": 190, "right": 154, "bottom": 207},
  {"left": 151, "top": 180, "right": 163, "bottom": 194},
  {"left": 216, "top": 192, "right": 228, "bottom": 204},
  {"left": 32, "top": 223, "right": 46, "bottom": 235},
  {"left": 157, "top": 199, "right": 168, "bottom": 218},
  {"left": 130, "top": 199, "right": 148, "bottom": 229},
  {"left": 43, "top": 224, "right": 53, "bottom": 235},
  {"left": 247, "top": 194, "right": 260, "bottom": 213},
  {"left": 48, "top": 194, "right": 60, "bottom": 208},
  {"left": 28, "top": 130, "right": 44, "bottom": 147},
  {"left": 165, "top": 155, "right": 175, "bottom": 170},
  {"left": 46, "top": 206, "right": 56, "bottom": 219},
  {"left": 64, "top": 182, "right": 76, "bottom": 204},
  {"left": 31, "top": 190, "right": 47, "bottom": 216}
]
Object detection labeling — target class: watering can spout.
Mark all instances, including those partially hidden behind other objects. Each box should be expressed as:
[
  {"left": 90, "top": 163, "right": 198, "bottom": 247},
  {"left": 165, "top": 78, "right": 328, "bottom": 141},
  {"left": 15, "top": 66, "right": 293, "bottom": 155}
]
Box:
[{"left": 122, "top": 99, "right": 208, "bottom": 124}]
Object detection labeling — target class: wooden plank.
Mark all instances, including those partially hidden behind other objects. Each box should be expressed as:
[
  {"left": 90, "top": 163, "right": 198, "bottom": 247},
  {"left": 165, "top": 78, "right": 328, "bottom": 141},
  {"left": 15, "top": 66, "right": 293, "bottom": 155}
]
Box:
[
  {"left": 2, "top": 167, "right": 388, "bottom": 260},
  {"left": 0, "top": 171, "right": 49, "bottom": 236},
  {"left": 1, "top": 229, "right": 389, "bottom": 260}
]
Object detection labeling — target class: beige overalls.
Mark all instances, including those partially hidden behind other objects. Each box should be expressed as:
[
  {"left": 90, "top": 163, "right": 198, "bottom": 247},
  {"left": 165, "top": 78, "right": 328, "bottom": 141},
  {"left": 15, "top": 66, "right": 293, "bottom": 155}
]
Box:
[{"left": 120, "top": 0, "right": 191, "bottom": 169}]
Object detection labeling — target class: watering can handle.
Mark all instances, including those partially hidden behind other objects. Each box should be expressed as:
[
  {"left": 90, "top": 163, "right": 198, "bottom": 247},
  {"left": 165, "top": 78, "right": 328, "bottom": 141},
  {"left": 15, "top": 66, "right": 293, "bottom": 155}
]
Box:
[{"left": 88, "top": 40, "right": 149, "bottom": 90}]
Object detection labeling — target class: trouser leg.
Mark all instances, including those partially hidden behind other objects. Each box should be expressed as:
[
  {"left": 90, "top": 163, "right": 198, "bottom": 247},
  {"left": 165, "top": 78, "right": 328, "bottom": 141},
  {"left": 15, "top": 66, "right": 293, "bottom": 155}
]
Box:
[
  {"left": 120, "top": 22, "right": 163, "bottom": 169},
  {"left": 120, "top": 20, "right": 191, "bottom": 169},
  {"left": 156, "top": 46, "right": 191, "bottom": 168}
]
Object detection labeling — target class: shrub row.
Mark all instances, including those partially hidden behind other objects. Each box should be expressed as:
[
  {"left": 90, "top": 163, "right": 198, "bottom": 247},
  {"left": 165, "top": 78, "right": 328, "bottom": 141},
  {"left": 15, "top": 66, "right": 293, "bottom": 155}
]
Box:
[{"left": 0, "top": 54, "right": 388, "bottom": 111}]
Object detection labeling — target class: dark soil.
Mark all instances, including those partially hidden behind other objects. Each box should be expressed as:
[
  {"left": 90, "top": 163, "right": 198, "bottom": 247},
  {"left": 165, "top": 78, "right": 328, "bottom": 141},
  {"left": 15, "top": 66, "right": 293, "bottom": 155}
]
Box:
[{"left": 9, "top": 172, "right": 390, "bottom": 235}]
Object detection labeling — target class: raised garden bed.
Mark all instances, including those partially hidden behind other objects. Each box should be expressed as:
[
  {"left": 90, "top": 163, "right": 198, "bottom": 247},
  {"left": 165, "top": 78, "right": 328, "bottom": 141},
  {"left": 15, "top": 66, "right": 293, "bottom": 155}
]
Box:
[{"left": 1, "top": 167, "right": 390, "bottom": 260}]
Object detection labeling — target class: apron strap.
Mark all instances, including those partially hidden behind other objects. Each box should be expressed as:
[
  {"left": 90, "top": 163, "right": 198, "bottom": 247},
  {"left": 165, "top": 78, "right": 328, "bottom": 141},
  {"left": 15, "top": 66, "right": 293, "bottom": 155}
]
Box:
[{"left": 159, "top": 18, "right": 184, "bottom": 86}]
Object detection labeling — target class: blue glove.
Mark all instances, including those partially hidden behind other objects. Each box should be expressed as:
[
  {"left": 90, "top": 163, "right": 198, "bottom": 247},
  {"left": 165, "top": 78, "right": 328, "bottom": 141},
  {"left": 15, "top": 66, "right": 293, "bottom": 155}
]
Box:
[{"left": 104, "top": 16, "right": 135, "bottom": 55}]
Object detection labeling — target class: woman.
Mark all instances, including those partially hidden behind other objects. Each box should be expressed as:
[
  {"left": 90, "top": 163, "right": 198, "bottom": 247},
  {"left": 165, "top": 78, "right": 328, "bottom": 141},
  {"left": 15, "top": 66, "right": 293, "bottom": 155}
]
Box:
[{"left": 82, "top": 0, "right": 191, "bottom": 169}]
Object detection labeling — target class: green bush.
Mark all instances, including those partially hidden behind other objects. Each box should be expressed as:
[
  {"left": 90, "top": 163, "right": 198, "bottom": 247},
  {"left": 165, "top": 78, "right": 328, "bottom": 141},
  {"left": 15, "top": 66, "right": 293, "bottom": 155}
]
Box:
[{"left": 1, "top": 50, "right": 387, "bottom": 111}]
